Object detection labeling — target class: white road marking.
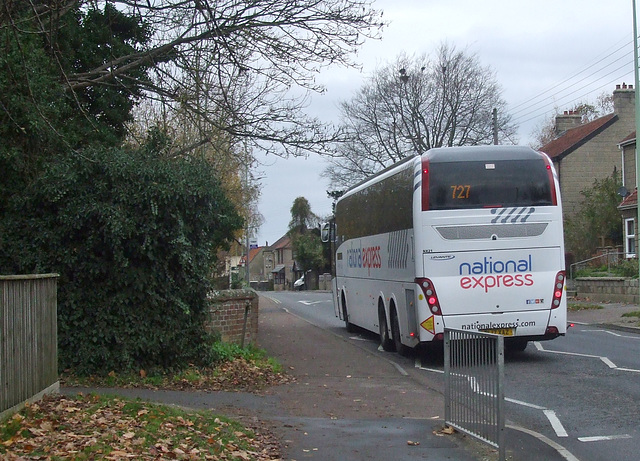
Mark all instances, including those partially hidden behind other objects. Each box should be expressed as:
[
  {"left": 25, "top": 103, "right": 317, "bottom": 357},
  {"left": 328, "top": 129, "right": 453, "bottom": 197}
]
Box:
[
  {"left": 391, "top": 361, "right": 408, "bottom": 376},
  {"left": 579, "top": 328, "right": 640, "bottom": 340},
  {"left": 534, "top": 342, "right": 640, "bottom": 374},
  {"left": 544, "top": 410, "right": 569, "bottom": 437},
  {"left": 509, "top": 425, "right": 580, "bottom": 461},
  {"left": 578, "top": 434, "right": 632, "bottom": 442},
  {"left": 414, "top": 357, "right": 444, "bottom": 374},
  {"left": 298, "top": 300, "right": 325, "bottom": 305},
  {"left": 505, "top": 397, "right": 547, "bottom": 410},
  {"left": 617, "top": 367, "right": 640, "bottom": 373},
  {"left": 534, "top": 343, "right": 600, "bottom": 359},
  {"left": 414, "top": 342, "right": 635, "bottom": 446}
]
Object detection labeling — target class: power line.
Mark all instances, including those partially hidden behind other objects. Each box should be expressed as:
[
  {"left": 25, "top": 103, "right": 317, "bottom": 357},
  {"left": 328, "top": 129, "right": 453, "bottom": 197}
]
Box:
[
  {"left": 510, "top": 51, "right": 633, "bottom": 119},
  {"left": 517, "top": 70, "right": 635, "bottom": 127},
  {"left": 509, "top": 38, "right": 633, "bottom": 114},
  {"left": 512, "top": 62, "right": 634, "bottom": 125},
  {"left": 509, "top": 35, "right": 636, "bottom": 131}
]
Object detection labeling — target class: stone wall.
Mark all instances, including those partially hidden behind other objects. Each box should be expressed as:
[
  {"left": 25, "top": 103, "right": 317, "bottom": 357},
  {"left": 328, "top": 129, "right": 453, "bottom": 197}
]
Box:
[
  {"left": 318, "top": 273, "right": 332, "bottom": 291},
  {"left": 573, "top": 277, "right": 639, "bottom": 303},
  {"left": 206, "top": 289, "right": 258, "bottom": 346}
]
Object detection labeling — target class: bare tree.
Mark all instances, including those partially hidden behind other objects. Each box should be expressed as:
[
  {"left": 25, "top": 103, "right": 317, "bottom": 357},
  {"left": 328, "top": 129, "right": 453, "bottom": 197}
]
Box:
[
  {"left": 6, "top": 0, "right": 384, "bottom": 158},
  {"left": 323, "top": 44, "right": 517, "bottom": 190}
]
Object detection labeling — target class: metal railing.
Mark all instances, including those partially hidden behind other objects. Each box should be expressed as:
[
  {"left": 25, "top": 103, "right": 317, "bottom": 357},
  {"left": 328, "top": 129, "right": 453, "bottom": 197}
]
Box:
[
  {"left": 569, "top": 250, "right": 625, "bottom": 280},
  {"left": 1, "top": 274, "right": 59, "bottom": 418},
  {"left": 444, "top": 328, "right": 505, "bottom": 461}
]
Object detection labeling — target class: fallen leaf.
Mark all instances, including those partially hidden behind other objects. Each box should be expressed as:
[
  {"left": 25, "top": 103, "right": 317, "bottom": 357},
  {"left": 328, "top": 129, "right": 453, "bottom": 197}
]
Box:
[{"left": 434, "top": 425, "right": 456, "bottom": 436}]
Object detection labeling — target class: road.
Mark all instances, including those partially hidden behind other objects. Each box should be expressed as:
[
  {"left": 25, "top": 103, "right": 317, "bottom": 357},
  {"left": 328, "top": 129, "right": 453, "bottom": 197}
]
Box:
[{"left": 263, "top": 290, "right": 640, "bottom": 461}]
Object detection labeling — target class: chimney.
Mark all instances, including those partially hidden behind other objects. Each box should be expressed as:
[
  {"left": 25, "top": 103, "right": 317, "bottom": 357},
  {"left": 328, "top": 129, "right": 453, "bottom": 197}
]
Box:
[
  {"left": 613, "top": 82, "right": 635, "bottom": 122},
  {"left": 555, "top": 110, "right": 582, "bottom": 135}
]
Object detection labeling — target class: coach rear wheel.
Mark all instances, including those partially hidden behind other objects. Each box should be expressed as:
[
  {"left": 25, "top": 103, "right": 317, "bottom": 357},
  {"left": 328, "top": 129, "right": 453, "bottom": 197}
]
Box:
[
  {"left": 391, "top": 307, "right": 410, "bottom": 356},
  {"left": 379, "top": 305, "right": 394, "bottom": 352}
]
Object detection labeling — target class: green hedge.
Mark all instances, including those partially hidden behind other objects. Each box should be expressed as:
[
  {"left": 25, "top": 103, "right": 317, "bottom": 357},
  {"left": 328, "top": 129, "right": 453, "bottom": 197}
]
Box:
[{"left": 0, "top": 142, "right": 242, "bottom": 374}]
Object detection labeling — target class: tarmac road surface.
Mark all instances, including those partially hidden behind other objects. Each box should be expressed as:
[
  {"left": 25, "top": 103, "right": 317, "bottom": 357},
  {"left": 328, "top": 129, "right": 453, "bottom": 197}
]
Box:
[{"left": 64, "top": 294, "right": 583, "bottom": 460}]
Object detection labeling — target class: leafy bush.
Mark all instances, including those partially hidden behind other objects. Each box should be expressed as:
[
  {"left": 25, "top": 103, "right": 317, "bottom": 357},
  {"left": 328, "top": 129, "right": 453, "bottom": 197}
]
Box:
[
  {"left": 210, "top": 342, "right": 267, "bottom": 363},
  {"left": 0, "top": 141, "right": 243, "bottom": 374},
  {"left": 574, "top": 259, "right": 639, "bottom": 278},
  {"left": 564, "top": 172, "right": 623, "bottom": 261},
  {"left": 612, "top": 259, "right": 639, "bottom": 278}
]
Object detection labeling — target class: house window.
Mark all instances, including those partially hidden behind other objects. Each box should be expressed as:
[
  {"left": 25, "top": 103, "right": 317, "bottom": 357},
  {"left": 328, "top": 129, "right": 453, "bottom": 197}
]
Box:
[{"left": 625, "top": 218, "right": 636, "bottom": 258}]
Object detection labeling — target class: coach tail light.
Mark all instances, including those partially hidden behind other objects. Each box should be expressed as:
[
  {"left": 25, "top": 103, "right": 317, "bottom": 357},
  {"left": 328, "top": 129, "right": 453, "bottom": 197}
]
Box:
[
  {"left": 416, "top": 278, "right": 442, "bottom": 315},
  {"left": 421, "top": 158, "right": 430, "bottom": 211},
  {"left": 551, "top": 271, "right": 565, "bottom": 309}
]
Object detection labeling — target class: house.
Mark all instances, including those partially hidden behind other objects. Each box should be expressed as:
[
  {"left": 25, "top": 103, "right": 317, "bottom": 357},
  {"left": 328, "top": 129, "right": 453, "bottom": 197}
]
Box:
[
  {"left": 238, "top": 246, "right": 269, "bottom": 288},
  {"left": 618, "top": 132, "right": 638, "bottom": 259},
  {"left": 262, "top": 234, "right": 298, "bottom": 290},
  {"left": 541, "top": 83, "right": 636, "bottom": 216}
]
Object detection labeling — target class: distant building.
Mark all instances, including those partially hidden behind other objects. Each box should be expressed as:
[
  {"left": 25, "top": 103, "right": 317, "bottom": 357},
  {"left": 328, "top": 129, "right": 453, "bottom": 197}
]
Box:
[
  {"left": 238, "top": 246, "right": 268, "bottom": 286},
  {"left": 262, "top": 234, "right": 296, "bottom": 290}
]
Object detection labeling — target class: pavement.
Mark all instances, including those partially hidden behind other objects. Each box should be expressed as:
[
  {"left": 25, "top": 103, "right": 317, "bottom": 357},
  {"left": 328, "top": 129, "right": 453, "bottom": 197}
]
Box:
[
  {"left": 566, "top": 299, "right": 640, "bottom": 334},
  {"left": 61, "top": 296, "right": 640, "bottom": 461}
]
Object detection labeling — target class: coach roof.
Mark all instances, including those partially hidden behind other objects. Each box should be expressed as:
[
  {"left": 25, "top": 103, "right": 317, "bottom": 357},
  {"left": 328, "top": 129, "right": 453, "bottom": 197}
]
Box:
[{"left": 426, "top": 145, "right": 543, "bottom": 163}]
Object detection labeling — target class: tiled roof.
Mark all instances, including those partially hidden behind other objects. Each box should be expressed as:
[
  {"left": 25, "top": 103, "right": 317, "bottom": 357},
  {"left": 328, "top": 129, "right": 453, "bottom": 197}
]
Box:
[
  {"left": 619, "top": 188, "right": 638, "bottom": 209},
  {"left": 270, "top": 234, "right": 291, "bottom": 250},
  {"left": 620, "top": 131, "right": 636, "bottom": 145},
  {"left": 540, "top": 114, "right": 617, "bottom": 160},
  {"left": 248, "top": 247, "right": 261, "bottom": 263},
  {"left": 239, "top": 247, "right": 262, "bottom": 266}
]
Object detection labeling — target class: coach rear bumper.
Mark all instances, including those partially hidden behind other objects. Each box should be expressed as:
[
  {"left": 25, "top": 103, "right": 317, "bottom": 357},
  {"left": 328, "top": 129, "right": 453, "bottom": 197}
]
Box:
[{"left": 420, "top": 309, "right": 566, "bottom": 341}]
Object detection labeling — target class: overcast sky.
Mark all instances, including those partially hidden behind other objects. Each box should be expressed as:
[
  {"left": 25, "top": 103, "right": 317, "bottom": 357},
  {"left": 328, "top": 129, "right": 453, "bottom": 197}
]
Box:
[{"left": 254, "top": 0, "right": 636, "bottom": 247}]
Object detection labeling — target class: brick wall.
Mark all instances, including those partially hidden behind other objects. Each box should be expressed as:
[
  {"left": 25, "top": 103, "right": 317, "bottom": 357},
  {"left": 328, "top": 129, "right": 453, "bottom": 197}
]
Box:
[
  {"left": 206, "top": 289, "right": 258, "bottom": 346},
  {"left": 558, "top": 131, "right": 623, "bottom": 215},
  {"left": 574, "top": 277, "right": 639, "bottom": 303}
]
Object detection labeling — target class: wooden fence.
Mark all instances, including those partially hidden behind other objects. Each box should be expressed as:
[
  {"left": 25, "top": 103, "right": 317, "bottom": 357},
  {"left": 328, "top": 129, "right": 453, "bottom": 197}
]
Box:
[{"left": 1, "top": 274, "right": 59, "bottom": 419}]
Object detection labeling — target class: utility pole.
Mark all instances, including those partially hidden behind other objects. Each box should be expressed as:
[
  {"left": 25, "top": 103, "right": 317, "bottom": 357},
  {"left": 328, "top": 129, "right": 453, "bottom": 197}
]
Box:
[
  {"left": 244, "top": 141, "right": 251, "bottom": 285},
  {"left": 633, "top": 0, "right": 640, "bottom": 278},
  {"left": 492, "top": 108, "right": 499, "bottom": 145}
]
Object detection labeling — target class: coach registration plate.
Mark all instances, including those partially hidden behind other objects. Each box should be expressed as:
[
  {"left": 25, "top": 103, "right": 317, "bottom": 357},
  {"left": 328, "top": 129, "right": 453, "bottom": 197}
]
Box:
[{"left": 480, "top": 328, "right": 515, "bottom": 336}]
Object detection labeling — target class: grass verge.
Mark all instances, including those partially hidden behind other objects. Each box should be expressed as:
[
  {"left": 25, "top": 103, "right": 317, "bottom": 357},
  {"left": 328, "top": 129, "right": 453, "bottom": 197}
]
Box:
[
  {"left": 2, "top": 344, "right": 293, "bottom": 460},
  {"left": 621, "top": 310, "right": 640, "bottom": 326},
  {"left": 1, "top": 393, "right": 278, "bottom": 460},
  {"left": 61, "top": 345, "right": 290, "bottom": 392},
  {"left": 568, "top": 302, "right": 604, "bottom": 311}
]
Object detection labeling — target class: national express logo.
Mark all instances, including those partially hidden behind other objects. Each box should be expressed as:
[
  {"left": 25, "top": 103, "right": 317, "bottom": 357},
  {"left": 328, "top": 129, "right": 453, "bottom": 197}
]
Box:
[
  {"left": 459, "top": 255, "right": 533, "bottom": 293},
  {"left": 347, "top": 246, "right": 382, "bottom": 274}
]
